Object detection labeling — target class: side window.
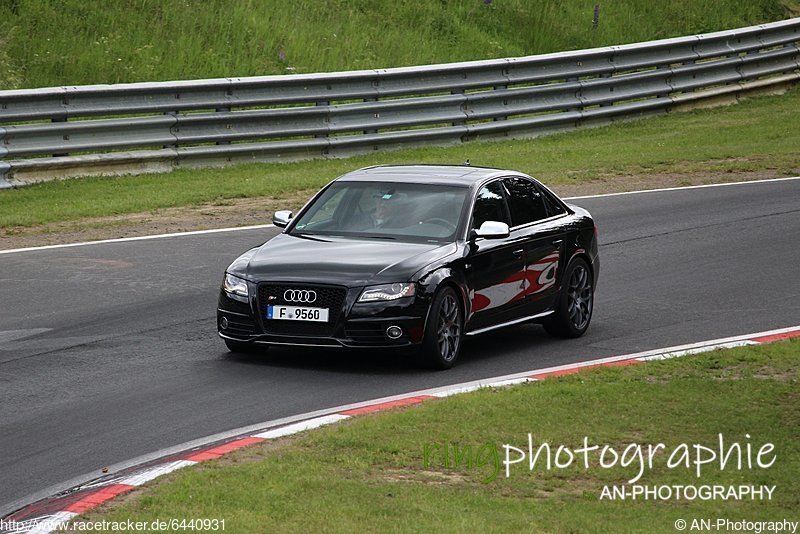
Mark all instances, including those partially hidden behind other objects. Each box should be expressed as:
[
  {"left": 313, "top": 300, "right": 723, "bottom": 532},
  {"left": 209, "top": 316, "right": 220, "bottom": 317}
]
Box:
[
  {"left": 503, "top": 177, "right": 549, "bottom": 226},
  {"left": 540, "top": 186, "right": 566, "bottom": 217},
  {"left": 472, "top": 181, "right": 510, "bottom": 229}
]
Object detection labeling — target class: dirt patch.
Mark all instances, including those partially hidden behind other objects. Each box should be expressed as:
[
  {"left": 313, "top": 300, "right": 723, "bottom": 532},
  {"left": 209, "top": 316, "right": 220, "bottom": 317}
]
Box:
[
  {"left": 380, "top": 468, "right": 471, "bottom": 485},
  {"left": 0, "top": 190, "right": 314, "bottom": 250},
  {"left": 750, "top": 364, "right": 798, "bottom": 381},
  {"left": 0, "top": 171, "right": 792, "bottom": 251}
]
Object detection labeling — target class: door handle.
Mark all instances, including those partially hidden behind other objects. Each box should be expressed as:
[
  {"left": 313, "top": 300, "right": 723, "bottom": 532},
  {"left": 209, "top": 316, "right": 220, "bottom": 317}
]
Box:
[
  {"left": 552, "top": 239, "right": 563, "bottom": 247},
  {"left": 512, "top": 248, "right": 524, "bottom": 257}
]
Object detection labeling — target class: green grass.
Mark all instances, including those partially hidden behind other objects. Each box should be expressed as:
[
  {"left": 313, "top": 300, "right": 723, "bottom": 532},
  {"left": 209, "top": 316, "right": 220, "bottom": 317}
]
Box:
[
  {"left": 0, "top": 0, "right": 791, "bottom": 90},
  {"left": 80, "top": 339, "right": 800, "bottom": 532},
  {"left": 1, "top": 86, "right": 799, "bottom": 229}
]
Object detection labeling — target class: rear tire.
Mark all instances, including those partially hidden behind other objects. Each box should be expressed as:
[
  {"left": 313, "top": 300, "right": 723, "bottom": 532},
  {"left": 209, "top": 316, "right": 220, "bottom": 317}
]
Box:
[
  {"left": 420, "top": 287, "right": 464, "bottom": 370},
  {"left": 543, "top": 257, "right": 594, "bottom": 338}
]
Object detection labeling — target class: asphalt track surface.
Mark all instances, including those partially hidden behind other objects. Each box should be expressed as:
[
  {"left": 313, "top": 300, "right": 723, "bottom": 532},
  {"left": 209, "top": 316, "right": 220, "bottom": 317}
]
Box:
[{"left": 1, "top": 178, "right": 799, "bottom": 512}]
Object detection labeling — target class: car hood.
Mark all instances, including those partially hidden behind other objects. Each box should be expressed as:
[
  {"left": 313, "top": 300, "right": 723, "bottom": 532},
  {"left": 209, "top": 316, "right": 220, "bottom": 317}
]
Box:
[{"left": 238, "top": 233, "right": 457, "bottom": 286}]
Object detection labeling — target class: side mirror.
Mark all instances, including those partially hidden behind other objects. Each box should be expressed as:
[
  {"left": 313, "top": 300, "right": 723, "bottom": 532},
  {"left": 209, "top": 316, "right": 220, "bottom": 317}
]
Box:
[
  {"left": 273, "top": 210, "right": 293, "bottom": 228},
  {"left": 472, "top": 220, "right": 510, "bottom": 240}
]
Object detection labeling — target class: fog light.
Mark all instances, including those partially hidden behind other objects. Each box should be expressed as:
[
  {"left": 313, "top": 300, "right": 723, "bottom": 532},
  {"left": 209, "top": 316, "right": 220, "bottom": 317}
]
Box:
[
  {"left": 220, "top": 316, "right": 229, "bottom": 330},
  {"left": 386, "top": 325, "right": 403, "bottom": 339}
]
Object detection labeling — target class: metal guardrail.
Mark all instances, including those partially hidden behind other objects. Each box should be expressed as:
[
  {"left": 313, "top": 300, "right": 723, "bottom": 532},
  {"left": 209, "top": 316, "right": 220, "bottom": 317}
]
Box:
[{"left": 1, "top": 18, "right": 799, "bottom": 187}]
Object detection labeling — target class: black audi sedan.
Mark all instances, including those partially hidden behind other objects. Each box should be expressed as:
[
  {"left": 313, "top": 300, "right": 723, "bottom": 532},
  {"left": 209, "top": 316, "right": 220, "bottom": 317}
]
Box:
[{"left": 218, "top": 164, "right": 598, "bottom": 369}]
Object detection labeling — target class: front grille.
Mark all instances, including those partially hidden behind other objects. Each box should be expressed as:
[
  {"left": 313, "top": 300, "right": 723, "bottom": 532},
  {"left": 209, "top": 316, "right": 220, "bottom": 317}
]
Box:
[{"left": 257, "top": 283, "right": 347, "bottom": 336}]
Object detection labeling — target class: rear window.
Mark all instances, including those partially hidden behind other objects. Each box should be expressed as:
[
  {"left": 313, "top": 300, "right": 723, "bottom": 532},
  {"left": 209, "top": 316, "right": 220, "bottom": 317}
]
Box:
[{"left": 541, "top": 187, "right": 566, "bottom": 217}]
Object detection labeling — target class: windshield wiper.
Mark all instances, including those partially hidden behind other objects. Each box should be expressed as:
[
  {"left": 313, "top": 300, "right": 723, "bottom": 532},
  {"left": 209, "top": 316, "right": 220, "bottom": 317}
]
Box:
[{"left": 291, "top": 232, "right": 329, "bottom": 242}]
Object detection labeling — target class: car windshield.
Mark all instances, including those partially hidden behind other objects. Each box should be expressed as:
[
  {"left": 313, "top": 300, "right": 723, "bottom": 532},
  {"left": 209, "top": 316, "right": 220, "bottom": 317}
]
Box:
[{"left": 290, "top": 181, "right": 468, "bottom": 243}]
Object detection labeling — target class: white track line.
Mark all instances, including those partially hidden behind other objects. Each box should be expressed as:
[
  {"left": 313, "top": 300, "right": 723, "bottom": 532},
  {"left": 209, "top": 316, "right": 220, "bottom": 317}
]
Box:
[
  {"left": 253, "top": 414, "right": 350, "bottom": 439},
  {"left": 1, "top": 176, "right": 798, "bottom": 256},
  {"left": 638, "top": 340, "right": 757, "bottom": 361},
  {"left": 116, "top": 460, "right": 196, "bottom": 487},
  {"left": 0, "top": 223, "right": 275, "bottom": 255},
  {"left": 562, "top": 175, "right": 800, "bottom": 200}
]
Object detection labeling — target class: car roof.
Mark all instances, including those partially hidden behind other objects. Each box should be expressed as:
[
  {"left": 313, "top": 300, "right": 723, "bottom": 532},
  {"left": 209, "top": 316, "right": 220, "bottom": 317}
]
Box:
[{"left": 335, "top": 164, "right": 516, "bottom": 187}]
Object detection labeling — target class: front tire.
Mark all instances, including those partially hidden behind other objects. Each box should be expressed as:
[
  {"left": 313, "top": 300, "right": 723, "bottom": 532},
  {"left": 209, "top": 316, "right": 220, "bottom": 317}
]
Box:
[
  {"left": 420, "top": 287, "right": 464, "bottom": 369},
  {"left": 544, "top": 257, "right": 594, "bottom": 338}
]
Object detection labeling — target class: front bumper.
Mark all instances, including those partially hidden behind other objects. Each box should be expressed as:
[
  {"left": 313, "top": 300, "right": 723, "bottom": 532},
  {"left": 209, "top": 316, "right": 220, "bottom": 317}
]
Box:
[{"left": 217, "top": 284, "right": 428, "bottom": 349}]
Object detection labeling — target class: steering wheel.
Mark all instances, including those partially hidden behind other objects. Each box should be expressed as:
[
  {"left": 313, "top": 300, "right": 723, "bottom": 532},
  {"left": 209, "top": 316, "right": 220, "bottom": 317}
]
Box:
[{"left": 422, "top": 218, "right": 457, "bottom": 232}]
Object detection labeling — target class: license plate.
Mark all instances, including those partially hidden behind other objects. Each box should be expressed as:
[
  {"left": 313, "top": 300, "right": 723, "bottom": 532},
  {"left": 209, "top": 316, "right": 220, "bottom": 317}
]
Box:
[{"left": 267, "top": 305, "right": 329, "bottom": 322}]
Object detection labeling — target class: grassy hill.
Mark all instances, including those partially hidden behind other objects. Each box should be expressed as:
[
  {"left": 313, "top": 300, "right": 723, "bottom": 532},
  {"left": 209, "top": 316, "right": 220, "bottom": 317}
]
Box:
[{"left": 0, "top": 0, "right": 793, "bottom": 89}]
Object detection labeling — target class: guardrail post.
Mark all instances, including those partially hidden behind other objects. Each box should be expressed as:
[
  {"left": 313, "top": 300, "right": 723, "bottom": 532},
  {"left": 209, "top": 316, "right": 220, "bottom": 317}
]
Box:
[
  {"left": 0, "top": 125, "right": 11, "bottom": 188},
  {"left": 215, "top": 107, "right": 231, "bottom": 145},
  {"left": 363, "top": 98, "right": 377, "bottom": 134},
  {"left": 493, "top": 85, "right": 508, "bottom": 120},
  {"left": 657, "top": 64, "right": 671, "bottom": 98},
  {"left": 0, "top": 161, "right": 11, "bottom": 189},
  {"left": 568, "top": 76, "right": 581, "bottom": 111},
  {"left": 164, "top": 111, "right": 178, "bottom": 149},
  {"left": 451, "top": 89, "right": 465, "bottom": 126},
  {"left": 51, "top": 115, "right": 68, "bottom": 157},
  {"left": 598, "top": 73, "right": 613, "bottom": 107},
  {"left": 315, "top": 101, "right": 329, "bottom": 139},
  {"left": 165, "top": 91, "right": 181, "bottom": 148}
]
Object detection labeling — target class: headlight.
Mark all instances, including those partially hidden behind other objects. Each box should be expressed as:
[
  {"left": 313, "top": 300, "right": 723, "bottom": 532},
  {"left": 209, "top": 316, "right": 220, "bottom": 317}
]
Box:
[
  {"left": 358, "top": 282, "right": 416, "bottom": 303},
  {"left": 223, "top": 273, "right": 249, "bottom": 297}
]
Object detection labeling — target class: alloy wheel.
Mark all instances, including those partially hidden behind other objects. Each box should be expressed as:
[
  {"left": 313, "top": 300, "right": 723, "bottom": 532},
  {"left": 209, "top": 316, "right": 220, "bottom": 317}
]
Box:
[
  {"left": 567, "top": 264, "right": 593, "bottom": 330},
  {"left": 437, "top": 293, "right": 461, "bottom": 362}
]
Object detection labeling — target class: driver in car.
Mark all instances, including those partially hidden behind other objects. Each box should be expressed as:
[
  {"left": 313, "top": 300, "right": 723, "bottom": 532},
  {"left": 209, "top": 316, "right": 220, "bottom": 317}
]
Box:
[{"left": 373, "top": 193, "right": 407, "bottom": 229}]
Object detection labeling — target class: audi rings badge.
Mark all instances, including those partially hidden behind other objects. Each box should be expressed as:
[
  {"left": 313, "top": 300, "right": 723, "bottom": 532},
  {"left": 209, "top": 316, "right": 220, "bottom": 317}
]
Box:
[{"left": 284, "top": 289, "right": 317, "bottom": 303}]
